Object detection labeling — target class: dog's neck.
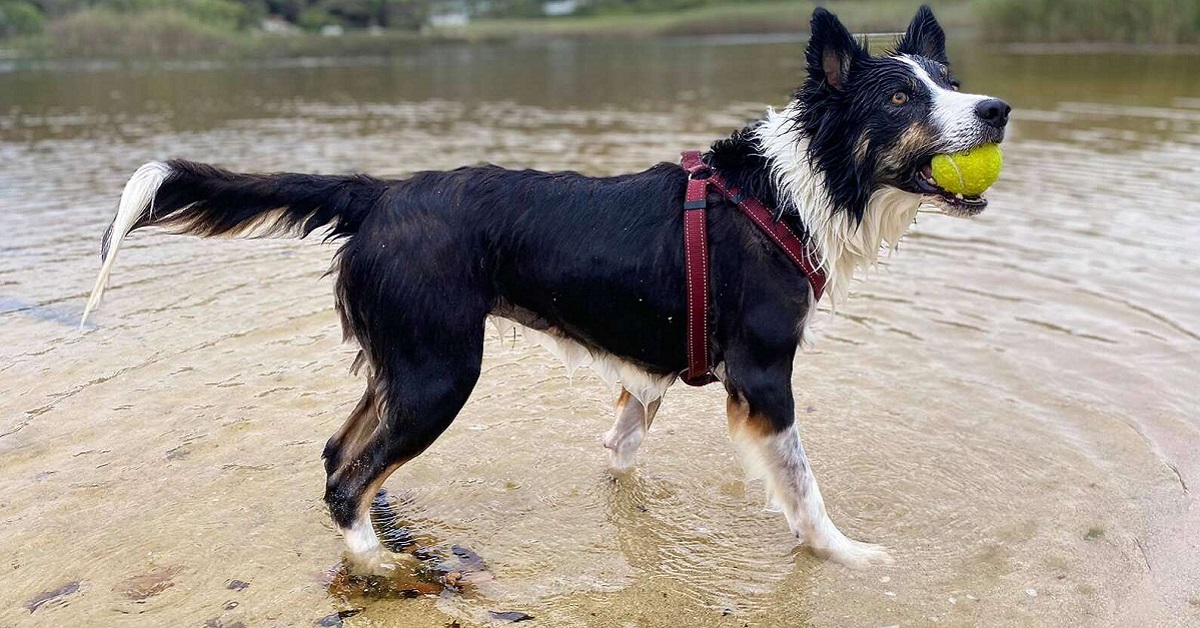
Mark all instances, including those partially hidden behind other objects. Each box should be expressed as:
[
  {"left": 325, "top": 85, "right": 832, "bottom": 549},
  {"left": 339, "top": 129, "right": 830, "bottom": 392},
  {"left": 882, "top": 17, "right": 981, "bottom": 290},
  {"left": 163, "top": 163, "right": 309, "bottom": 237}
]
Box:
[{"left": 708, "top": 102, "right": 924, "bottom": 307}]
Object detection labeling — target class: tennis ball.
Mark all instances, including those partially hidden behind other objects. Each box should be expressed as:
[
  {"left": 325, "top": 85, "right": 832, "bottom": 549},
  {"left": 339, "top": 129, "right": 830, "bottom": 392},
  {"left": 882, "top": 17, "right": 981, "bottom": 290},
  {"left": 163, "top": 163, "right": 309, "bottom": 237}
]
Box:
[{"left": 930, "top": 144, "right": 1003, "bottom": 197}]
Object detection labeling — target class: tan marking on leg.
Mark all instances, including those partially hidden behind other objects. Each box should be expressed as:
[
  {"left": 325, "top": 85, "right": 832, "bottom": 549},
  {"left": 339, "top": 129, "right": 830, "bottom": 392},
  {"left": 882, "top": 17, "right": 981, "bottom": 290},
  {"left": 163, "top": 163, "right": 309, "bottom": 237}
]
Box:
[
  {"left": 359, "top": 461, "right": 405, "bottom": 520},
  {"left": 329, "top": 383, "right": 381, "bottom": 471},
  {"left": 725, "top": 394, "right": 775, "bottom": 440},
  {"left": 615, "top": 388, "right": 631, "bottom": 414}
]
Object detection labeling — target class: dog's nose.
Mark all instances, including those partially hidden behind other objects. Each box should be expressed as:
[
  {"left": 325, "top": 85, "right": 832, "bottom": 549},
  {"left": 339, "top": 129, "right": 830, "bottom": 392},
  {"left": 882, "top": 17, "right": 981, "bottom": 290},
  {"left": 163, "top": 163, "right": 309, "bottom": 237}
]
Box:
[{"left": 975, "top": 98, "right": 1011, "bottom": 128}]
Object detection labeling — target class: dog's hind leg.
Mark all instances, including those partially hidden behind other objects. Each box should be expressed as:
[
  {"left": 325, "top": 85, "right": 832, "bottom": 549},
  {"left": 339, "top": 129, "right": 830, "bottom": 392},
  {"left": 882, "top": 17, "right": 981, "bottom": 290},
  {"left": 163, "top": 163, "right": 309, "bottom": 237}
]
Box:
[
  {"left": 323, "top": 243, "right": 488, "bottom": 568},
  {"left": 323, "top": 330, "right": 484, "bottom": 569},
  {"left": 725, "top": 394, "right": 893, "bottom": 569},
  {"left": 603, "top": 388, "right": 661, "bottom": 473},
  {"left": 321, "top": 203, "right": 494, "bottom": 568}
]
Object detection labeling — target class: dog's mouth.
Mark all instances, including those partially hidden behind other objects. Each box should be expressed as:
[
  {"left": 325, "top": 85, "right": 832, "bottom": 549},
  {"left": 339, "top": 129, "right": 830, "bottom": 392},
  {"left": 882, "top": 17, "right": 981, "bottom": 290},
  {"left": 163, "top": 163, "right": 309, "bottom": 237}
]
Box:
[{"left": 907, "top": 160, "right": 988, "bottom": 217}]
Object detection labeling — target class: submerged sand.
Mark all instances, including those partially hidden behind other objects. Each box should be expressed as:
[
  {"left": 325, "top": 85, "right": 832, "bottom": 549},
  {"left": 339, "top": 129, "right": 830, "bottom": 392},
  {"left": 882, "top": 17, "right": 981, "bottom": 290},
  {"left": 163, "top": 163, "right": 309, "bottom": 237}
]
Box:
[{"left": 1, "top": 41, "right": 1197, "bottom": 627}]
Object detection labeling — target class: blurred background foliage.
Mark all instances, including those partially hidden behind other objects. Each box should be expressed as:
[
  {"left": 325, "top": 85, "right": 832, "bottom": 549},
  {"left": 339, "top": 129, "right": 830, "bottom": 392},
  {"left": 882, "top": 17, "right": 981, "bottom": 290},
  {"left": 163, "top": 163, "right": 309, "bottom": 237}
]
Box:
[{"left": 1, "top": 0, "right": 1197, "bottom": 57}]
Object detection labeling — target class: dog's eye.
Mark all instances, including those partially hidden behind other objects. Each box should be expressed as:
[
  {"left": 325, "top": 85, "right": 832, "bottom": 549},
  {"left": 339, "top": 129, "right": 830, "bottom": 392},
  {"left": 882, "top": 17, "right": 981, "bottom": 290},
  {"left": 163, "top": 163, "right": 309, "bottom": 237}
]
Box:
[{"left": 890, "top": 91, "right": 909, "bottom": 106}]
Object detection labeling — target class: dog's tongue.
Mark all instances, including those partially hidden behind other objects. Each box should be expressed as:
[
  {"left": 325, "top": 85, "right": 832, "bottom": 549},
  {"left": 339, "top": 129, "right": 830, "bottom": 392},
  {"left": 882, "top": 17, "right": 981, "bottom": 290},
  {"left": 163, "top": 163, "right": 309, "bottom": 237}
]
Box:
[{"left": 921, "top": 164, "right": 934, "bottom": 179}]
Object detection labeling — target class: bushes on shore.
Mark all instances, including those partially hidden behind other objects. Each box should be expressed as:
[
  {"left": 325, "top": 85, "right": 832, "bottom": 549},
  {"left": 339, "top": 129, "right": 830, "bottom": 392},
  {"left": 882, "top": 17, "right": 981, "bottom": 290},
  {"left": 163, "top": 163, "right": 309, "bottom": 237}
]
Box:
[
  {"left": 1, "top": 1, "right": 44, "bottom": 36},
  {"left": 976, "top": 0, "right": 1200, "bottom": 44},
  {"left": 2, "top": 0, "right": 431, "bottom": 37},
  {"left": 4, "top": 0, "right": 1200, "bottom": 59},
  {"left": 46, "top": 8, "right": 238, "bottom": 57}
]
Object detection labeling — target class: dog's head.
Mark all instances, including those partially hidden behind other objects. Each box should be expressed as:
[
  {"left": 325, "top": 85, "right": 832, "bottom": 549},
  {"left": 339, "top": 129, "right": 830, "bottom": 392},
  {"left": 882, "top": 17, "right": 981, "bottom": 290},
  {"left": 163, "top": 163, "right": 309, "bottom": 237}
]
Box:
[{"left": 794, "top": 5, "right": 1009, "bottom": 219}]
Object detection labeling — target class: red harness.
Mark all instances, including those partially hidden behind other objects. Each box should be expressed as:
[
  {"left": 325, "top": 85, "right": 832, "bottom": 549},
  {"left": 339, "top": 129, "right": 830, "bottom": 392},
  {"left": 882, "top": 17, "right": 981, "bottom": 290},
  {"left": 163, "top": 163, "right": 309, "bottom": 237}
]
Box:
[{"left": 679, "top": 150, "right": 827, "bottom": 386}]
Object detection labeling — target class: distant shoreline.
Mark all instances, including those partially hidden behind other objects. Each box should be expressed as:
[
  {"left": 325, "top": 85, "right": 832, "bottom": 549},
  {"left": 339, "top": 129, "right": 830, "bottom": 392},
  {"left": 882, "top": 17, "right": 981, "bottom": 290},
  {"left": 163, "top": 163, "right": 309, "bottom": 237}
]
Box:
[{"left": 2, "top": 0, "right": 1197, "bottom": 62}]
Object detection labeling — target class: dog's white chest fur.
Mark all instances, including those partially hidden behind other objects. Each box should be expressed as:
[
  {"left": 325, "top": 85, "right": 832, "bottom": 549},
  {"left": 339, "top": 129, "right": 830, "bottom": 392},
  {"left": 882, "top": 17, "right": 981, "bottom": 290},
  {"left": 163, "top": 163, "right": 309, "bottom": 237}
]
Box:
[{"left": 756, "top": 103, "right": 924, "bottom": 307}]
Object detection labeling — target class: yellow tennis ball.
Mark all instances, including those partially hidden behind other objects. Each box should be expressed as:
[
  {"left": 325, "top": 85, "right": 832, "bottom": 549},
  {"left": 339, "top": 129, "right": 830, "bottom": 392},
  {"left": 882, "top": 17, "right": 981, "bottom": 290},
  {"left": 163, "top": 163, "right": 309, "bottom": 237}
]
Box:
[{"left": 930, "top": 144, "right": 1003, "bottom": 197}]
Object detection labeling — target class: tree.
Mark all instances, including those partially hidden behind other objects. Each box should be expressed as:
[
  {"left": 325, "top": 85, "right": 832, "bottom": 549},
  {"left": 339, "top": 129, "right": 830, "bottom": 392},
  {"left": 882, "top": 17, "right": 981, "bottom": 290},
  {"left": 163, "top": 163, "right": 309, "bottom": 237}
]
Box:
[{"left": 0, "top": 0, "right": 45, "bottom": 35}]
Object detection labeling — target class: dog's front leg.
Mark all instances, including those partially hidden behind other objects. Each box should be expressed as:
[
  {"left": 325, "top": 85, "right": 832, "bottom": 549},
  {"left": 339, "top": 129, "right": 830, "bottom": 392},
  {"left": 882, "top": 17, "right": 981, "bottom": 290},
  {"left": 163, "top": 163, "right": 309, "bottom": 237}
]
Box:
[
  {"left": 603, "top": 387, "right": 661, "bottom": 473},
  {"left": 726, "top": 393, "right": 892, "bottom": 568}
]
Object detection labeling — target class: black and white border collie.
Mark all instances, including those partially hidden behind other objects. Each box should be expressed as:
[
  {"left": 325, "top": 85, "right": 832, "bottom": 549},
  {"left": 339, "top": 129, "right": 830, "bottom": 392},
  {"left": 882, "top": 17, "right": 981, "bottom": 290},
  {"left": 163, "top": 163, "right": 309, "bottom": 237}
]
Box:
[{"left": 83, "top": 6, "right": 1008, "bottom": 569}]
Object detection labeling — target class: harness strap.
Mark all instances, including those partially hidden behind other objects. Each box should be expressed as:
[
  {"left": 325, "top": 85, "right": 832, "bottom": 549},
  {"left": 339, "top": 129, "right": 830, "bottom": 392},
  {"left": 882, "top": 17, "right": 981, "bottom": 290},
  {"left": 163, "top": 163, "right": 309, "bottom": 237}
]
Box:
[
  {"left": 678, "top": 150, "right": 827, "bottom": 386},
  {"left": 681, "top": 152, "right": 717, "bottom": 386}
]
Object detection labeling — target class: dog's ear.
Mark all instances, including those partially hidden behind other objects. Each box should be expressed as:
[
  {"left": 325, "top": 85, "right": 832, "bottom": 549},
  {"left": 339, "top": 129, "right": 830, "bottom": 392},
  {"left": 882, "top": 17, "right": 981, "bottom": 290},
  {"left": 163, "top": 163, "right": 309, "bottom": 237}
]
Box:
[
  {"left": 806, "top": 8, "right": 866, "bottom": 91},
  {"left": 895, "top": 5, "right": 948, "bottom": 64}
]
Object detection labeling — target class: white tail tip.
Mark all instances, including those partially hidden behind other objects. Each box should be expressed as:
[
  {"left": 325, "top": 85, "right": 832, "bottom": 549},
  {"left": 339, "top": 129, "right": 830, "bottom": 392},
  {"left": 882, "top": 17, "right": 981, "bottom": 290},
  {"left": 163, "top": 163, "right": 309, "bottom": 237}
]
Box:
[{"left": 80, "top": 161, "right": 172, "bottom": 329}]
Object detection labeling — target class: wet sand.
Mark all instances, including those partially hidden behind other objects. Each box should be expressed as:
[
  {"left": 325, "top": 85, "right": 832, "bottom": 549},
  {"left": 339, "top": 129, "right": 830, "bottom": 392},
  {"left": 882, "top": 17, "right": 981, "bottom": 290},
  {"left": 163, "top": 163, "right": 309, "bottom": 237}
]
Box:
[{"left": 1, "top": 40, "right": 1198, "bottom": 627}]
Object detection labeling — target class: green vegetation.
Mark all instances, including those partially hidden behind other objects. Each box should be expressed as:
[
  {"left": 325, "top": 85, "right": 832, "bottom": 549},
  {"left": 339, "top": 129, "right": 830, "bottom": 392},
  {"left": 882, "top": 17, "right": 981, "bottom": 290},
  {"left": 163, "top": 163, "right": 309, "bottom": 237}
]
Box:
[
  {"left": 1, "top": 0, "right": 434, "bottom": 43},
  {"left": 1, "top": 0, "right": 1198, "bottom": 58},
  {"left": 0, "top": 1, "right": 44, "bottom": 36},
  {"left": 42, "top": 9, "right": 237, "bottom": 57},
  {"left": 1083, "top": 526, "right": 1105, "bottom": 541},
  {"left": 975, "top": 0, "right": 1200, "bottom": 45},
  {"left": 466, "top": 1, "right": 974, "bottom": 39}
]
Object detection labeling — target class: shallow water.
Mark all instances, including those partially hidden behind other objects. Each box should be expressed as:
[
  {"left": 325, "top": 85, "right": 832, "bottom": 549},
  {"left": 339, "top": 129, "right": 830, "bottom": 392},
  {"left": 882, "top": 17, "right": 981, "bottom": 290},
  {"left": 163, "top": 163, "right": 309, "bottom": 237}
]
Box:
[{"left": 1, "top": 38, "right": 1198, "bottom": 627}]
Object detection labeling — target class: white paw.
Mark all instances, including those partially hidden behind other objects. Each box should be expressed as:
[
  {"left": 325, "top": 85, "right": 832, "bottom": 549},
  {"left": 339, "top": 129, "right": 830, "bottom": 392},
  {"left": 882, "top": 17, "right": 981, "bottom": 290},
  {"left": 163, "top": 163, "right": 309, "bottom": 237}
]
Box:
[
  {"left": 343, "top": 546, "right": 383, "bottom": 572},
  {"left": 605, "top": 446, "right": 637, "bottom": 474},
  {"left": 343, "top": 547, "right": 422, "bottom": 576},
  {"left": 603, "top": 432, "right": 638, "bottom": 473},
  {"left": 812, "top": 536, "right": 894, "bottom": 569}
]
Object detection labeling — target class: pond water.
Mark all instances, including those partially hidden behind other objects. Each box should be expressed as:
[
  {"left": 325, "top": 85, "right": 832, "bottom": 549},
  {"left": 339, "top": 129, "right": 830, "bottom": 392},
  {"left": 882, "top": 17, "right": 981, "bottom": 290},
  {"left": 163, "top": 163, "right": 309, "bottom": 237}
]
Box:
[{"left": 1, "top": 36, "right": 1198, "bottom": 627}]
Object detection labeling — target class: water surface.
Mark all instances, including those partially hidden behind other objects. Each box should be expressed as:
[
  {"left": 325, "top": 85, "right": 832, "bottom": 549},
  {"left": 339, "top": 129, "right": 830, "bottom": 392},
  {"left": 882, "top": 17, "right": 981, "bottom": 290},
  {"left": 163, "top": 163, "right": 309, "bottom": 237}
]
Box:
[{"left": 1, "top": 38, "right": 1197, "bottom": 627}]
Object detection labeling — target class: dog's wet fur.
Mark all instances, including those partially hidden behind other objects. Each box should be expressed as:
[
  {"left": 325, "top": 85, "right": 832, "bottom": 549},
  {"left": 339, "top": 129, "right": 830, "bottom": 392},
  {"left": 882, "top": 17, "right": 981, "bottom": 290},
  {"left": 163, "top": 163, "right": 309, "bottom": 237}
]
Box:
[{"left": 83, "top": 6, "right": 1008, "bottom": 569}]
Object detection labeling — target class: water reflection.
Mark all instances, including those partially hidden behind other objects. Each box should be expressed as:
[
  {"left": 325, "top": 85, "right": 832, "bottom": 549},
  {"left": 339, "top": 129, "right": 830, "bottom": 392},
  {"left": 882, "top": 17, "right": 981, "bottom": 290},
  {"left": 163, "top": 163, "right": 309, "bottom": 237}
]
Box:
[{"left": 3, "top": 38, "right": 1198, "bottom": 147}]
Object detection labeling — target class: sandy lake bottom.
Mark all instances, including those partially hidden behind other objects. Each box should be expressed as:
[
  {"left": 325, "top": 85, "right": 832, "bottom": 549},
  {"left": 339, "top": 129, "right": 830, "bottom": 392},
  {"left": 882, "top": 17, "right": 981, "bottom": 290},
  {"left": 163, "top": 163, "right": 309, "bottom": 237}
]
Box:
[{"left": 1, "top": 39, "right": 1198, "bottom": 627}]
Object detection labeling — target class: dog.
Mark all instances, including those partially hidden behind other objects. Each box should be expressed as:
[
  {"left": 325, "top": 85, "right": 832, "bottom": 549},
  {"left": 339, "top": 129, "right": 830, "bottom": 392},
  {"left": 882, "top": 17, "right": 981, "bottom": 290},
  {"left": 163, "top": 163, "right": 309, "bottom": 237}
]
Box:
[{"left": 82, "top": 5, "right": 1008, "bottom": 569}]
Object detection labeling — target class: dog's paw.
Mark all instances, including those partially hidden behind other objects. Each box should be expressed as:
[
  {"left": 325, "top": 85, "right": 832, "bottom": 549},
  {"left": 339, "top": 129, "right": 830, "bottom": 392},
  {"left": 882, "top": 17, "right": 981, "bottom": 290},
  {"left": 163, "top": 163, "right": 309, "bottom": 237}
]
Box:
[
  {"left": 812, "top": 536, "right": 894, "bottom": 569},
  {"left": 602, "top": 433, "right": 638, "bottom": 474},
  {"left": 346, "top": 548, "right": 422, "bottom": 576},
  {"left": 605, "top": 451, "right": 637, "bottom": 475}
]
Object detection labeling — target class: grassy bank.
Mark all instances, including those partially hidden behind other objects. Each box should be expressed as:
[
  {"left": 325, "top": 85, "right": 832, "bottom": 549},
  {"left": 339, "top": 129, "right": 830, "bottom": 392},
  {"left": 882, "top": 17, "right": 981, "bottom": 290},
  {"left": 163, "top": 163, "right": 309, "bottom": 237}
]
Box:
[
  {"left": 2, "top": 1, "right": 978, "bottom": 60},
  {"left": 0, "top": 0, "right": 955, "bottom": 60},
  {"left": 464, "top": 1, "right": 974, "bottom": 39},
  {"left": 2, "top": 8, "right": 453, "bottom": 60},
  {"left": 38, "top": 9, "right": 236, "bottom": 58},
  {"left": 976, "top": 0, "right": 1200, "bottom": 45},
  {"left": 3, "top": 0, "right": 1199, "bottom": 60}
]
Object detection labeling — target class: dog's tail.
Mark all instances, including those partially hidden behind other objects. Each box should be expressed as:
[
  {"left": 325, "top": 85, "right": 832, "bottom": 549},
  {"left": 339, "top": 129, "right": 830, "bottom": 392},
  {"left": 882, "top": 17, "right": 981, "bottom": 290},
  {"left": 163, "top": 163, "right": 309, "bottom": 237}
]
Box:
[{"left": 81, "top": 160, "right": 389, "bottom": 326}]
